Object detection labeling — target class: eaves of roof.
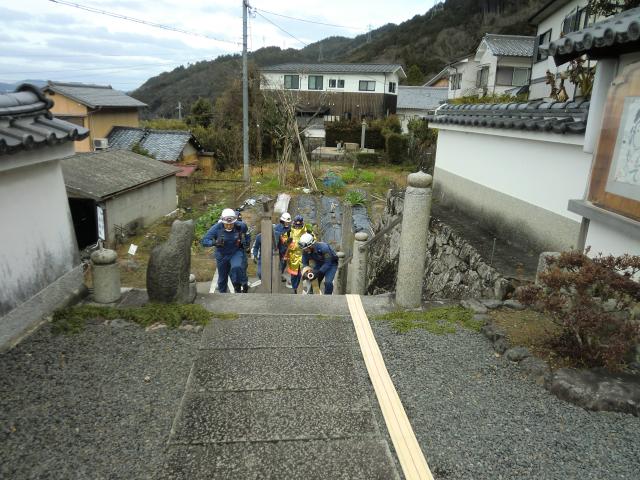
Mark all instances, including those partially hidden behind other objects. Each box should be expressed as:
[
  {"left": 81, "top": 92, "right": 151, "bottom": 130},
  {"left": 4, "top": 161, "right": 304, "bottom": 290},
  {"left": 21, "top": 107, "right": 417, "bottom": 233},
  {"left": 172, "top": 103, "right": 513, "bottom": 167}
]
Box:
[
  {"left": 44, "top": 81, "right": 147, "bottom": 109},
  {"left": 427, "top": 100, "right": 589, "bottom": 135},
  {"left": 0, "top": 84, "right": 89, "bottom": 155},
  {"left": 541, "top": 7, "right": 640, "bottom": 65}
]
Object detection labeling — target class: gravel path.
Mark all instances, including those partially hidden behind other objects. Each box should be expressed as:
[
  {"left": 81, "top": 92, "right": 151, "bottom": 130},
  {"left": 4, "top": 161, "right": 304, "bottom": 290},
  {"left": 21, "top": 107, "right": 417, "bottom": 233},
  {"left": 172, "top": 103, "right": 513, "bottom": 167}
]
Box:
[
  {"left": 370, "top": 319, "right": 640, "bottom": 480},
  {"left": 0, "top": 319, "right": 200, "bottom": 480}
]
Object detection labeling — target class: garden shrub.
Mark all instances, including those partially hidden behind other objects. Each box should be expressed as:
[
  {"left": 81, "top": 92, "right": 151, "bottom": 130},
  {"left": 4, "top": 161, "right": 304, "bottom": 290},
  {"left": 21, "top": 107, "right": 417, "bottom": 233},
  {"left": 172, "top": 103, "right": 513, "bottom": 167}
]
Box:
[
  {"left": 325, "top": 120, "right": 385, "bottom": 150},
  {"left": 344, "top": 190, "right": 367, "bottom": 206},
  {"left": 517, "top": 250, "right": 640, "bottom": 371},
  {"left": 386, "top": 133, "right": 409, "bottom": 164},
  {"left": 194, "top": 204, "right": 223, "bottom": 240},
  {"left": 340, "top": 169, "right": 359, "bottom": 184},
  {"left": 355, "top": 152, "right": 381, "bottom": 166},
  {"left": 358, "top": 170, "right": 375, "bottom": 183}
]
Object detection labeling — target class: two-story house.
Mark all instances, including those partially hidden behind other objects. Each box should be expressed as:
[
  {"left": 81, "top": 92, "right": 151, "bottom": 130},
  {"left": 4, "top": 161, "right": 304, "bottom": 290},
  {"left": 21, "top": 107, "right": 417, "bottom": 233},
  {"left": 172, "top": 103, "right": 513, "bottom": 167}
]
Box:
[
  {"left": 529, "top": 0, "right": 591, "bottom": 100},
  {"left": 260, "top": 63, "right": 406, "bottom": 119},
  {"left": 43, "top": 81, "right": 147, "bottom": 152},
  {"left": 446, "top": 34, "right": 534, "bottom": 99}
]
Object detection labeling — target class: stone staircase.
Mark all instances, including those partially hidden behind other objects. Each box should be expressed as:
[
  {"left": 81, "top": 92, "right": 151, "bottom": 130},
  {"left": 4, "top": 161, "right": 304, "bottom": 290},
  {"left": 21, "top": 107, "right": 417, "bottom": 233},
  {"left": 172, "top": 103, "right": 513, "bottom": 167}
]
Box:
[{"left": 157, "top": 293, "right": 402, "bottom": 479}]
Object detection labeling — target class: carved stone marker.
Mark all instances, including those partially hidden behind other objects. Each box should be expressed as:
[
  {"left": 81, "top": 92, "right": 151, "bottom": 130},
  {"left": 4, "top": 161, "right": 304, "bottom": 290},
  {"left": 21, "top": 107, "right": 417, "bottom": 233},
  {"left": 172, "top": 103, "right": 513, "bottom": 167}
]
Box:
[{"left": 147, "top": 219, "right": 195, "bottom": 303}]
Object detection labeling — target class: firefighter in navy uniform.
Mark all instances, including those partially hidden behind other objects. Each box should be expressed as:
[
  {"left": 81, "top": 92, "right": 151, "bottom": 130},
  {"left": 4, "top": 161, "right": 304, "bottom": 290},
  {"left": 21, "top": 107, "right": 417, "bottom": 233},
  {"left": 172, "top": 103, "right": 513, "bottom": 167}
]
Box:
[
  {"left": 201, "top": 208, "right": 250, "bottom": 293},
  {"left": 299, "top": 233, "right": 339, "bottom": 295}
]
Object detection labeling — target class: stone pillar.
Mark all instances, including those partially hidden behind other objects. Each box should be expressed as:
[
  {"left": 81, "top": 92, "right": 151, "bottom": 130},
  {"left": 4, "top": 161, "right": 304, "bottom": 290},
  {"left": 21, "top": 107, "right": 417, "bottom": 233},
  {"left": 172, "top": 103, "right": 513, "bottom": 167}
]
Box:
[
  {"left": 335, "top": 251, "right": 346, "bottom": 294},
  {"left": 396, "top": 171, "right": 432, "bottom": 308},
  {"left": 350, "top": 232, "right": 369, "bottom": 295},
  {"left": 360, "top": 120, "right": 367, "bottom": 149},
  {"left": 91, "top": 248, "right": 121, "bottom": 303}
]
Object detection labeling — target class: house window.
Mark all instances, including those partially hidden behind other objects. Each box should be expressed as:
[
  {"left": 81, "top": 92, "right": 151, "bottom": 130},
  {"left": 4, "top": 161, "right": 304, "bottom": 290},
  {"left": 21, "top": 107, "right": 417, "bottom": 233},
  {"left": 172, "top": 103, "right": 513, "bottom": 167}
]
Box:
[
  {"left": 328, "top": 79, "right": 345, "bottom": 88},
  {"left": 284, "top": 74, "right": 299, "bottom": 89},
  {"left": 359, "top": 80, "right": 376, "bottom": 91},
  {"left": 449, "top": 73, "right": 462, "bottom": 90},
  {"left": 389, "top": 82, "right": 396, "bottom": 93},
  {"left": 308, "top": 75, "right": 323, "bottom": 90},
  {"left": 496, "top": 67, "right": 531, "bottom": 86},
  {"left": 337, "top": 79, "right": 345, "bottom": 88},
  {"left": 476, "top": 67, "right": 489, "bottom": 88},
  {"left": 562, "top": 7, "right": 589, "bottom": 35},
  {"left": 534, "top": 29, "right": 552, "bottom": 63}
]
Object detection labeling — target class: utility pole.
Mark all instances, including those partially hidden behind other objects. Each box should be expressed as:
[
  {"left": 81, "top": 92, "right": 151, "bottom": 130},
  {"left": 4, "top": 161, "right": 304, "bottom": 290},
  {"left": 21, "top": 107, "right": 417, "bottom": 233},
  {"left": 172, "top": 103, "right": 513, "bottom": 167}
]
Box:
[
  {"left": 242, "top": 0, "right": 250, "bottom": 183},
  {"left": 177, "top": 101, "right": 182, "bottom": 120}
]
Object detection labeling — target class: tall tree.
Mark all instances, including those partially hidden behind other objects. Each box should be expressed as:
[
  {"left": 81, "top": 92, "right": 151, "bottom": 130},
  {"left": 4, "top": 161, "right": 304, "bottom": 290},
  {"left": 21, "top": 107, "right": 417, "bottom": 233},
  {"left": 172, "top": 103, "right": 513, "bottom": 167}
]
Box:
[
  {"left": 187, "top": 98, "right": 213, "bottom": 128},
  {"left": 406, "top": 65, "right": 425, "bottom": 86}
]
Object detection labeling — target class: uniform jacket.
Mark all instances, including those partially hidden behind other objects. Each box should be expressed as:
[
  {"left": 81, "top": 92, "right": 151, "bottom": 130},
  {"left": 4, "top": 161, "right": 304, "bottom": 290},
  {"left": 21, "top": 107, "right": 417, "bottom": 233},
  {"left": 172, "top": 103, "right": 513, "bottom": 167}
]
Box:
[
  {"left": 302, "top": 242, "right": 338, "bottom": 275},
  {"left": 201, "top": 220, "right": 250, "bottom": 257}
]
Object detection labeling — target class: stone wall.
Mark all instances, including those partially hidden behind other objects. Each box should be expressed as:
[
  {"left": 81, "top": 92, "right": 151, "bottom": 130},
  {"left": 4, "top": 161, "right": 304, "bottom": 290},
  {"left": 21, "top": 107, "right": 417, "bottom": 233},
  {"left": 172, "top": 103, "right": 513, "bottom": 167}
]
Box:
[{"left": 367, "top": 190, "right": 510, "bottom": 300}]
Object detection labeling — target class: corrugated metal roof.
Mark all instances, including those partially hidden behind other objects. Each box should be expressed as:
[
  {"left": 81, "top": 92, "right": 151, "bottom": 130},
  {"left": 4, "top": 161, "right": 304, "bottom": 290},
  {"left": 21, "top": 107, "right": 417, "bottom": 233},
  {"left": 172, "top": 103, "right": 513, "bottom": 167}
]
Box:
[
  {"left": 107, "top": 126, "right": 199, "bottom": 162},
  {"left": 397, "top": 86, "right": 448, "bottom": 110},
  {"left": 45, "top": 81, "right": 147, "bottom": 109},
  {"left": 0, "top": 84, "right": 89, "bottom": 155},
  {"left": 427, "top": 100, "right": 589, "bottom": 134},
  {"left": 541, "top": 7, "right": 640, "bottom": 65},
  {"left": 482, "top": 34, "right": 535, "bottom": 57},
  {"left": 61, "top": 149, "right": 180, "bottom": 200},
  {"left": 261, "top": 63, "right": 406, "bottom": 76}
]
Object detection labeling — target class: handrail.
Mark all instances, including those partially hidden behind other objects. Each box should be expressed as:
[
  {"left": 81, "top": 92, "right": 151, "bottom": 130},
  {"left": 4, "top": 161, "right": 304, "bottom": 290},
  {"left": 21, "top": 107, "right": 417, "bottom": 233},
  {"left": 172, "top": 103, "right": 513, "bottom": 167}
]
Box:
[{"left": 358, "top": 214, "right": 403, "bottom": 252}]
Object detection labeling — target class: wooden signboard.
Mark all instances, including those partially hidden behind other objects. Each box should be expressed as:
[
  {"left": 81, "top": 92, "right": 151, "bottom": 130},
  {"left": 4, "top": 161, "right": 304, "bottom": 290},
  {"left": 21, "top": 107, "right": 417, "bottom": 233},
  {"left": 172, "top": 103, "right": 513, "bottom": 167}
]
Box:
[{"left": 589, "top": 62, "right": 640, "bottom": 221}]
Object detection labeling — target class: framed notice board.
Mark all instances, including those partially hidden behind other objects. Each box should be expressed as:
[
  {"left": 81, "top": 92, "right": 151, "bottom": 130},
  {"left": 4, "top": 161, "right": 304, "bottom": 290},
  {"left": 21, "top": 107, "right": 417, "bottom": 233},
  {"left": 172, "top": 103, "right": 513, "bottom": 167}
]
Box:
[{"left": 589, "top": 62, "right": 640, "bottom": 221}]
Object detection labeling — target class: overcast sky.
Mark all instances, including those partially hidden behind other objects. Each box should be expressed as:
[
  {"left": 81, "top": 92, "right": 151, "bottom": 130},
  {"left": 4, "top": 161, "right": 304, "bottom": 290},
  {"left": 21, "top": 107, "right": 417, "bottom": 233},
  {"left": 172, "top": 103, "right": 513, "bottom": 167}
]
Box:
[{"left": 0, "top": 0, "right": 439, "bottom": 91}]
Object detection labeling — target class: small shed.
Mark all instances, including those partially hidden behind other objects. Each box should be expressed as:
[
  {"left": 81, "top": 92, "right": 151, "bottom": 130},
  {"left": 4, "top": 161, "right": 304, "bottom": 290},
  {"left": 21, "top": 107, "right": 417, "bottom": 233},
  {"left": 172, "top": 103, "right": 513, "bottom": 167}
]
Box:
[
  {"left": 396, "top": 86, "right": 448, "bottom": 132},
  {"left": 61, "top": 150, "right": 180, "bottom": 247}
]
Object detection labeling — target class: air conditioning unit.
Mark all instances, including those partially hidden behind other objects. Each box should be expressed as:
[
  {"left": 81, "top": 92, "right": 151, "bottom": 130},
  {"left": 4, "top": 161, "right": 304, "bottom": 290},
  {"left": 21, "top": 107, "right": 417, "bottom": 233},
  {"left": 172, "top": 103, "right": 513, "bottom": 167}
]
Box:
[{"left": 93, "top": 138, "right": 108, "bottom": 150}]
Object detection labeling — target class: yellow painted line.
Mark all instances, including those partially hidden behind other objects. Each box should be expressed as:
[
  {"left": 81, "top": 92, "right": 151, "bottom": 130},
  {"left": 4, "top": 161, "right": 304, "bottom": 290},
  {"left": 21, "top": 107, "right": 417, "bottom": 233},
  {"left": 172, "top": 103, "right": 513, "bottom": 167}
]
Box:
[{"left": 346, "top": 294, "right": 433, "bottom": 480}]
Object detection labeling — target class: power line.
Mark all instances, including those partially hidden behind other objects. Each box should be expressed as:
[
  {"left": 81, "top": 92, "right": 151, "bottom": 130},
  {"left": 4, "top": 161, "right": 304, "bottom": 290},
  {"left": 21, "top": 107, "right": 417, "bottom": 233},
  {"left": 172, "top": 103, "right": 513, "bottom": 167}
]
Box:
[
  {"left": 253, "top": 8, "right": 361, "bottom": 30},
  {"left": 48, "top": 0, "right": 241, "bottom": 46},
  {"left": 253, "top": 10, "right": 307, "bottom": 47},
  {"left": 6, "top": 59, "right": 198, "bottom": 76}
]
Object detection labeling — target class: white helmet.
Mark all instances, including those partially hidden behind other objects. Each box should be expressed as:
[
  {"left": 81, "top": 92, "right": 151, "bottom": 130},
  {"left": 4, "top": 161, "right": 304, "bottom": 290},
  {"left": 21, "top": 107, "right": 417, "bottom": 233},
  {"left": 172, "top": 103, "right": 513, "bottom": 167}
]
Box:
[
  {"left": 298, "top": 232, "right": 315, "bottom": 249},
  {"left": 280, "top": 212, "right": 292, "bottom": 223},
  {"left": 221, "top": 208, "right": 237, "bottom": 224}
]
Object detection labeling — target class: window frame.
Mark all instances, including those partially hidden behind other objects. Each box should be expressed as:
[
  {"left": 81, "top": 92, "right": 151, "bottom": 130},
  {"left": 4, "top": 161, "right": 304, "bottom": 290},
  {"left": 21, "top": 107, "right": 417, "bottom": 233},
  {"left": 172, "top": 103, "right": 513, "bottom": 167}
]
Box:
[
  {"left": 308, "top": 75, "right": 324, "bottom": 90},
  {"left": 337, "top": 79, "right": 345, "bottom": 88},
  {"left": 388, "top": 81, "right": 396, "bottom": 93},
  {"left": 284, "top": 74, "right": 300, "bottom": 90},
  {"left": 359, "top": 80, "right": 376, "bottom": 92},
  {"left": 534, "top": 29, "right": 552, "bottom": 63}
]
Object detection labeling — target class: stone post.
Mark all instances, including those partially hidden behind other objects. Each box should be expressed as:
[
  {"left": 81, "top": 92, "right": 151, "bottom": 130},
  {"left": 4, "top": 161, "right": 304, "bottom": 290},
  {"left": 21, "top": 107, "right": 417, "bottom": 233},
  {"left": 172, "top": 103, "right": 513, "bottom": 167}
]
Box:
[
  {"left": 396, "top": 171, "right": 432, "bottom": 308},
  {"left": 259, "top": 203, "right": 275, "bottom": 294},
  {"left": 91, "top": 248, "right": 121, "bottom": 303},
  {"left": 350, "top": 232, "right": 369, "bottom": 295},
  {"left": 335, "top": 251, "right": 346, "bottom": 295},
  {"left": 360, "top": 120, "right": 367, "bottom": 149}
]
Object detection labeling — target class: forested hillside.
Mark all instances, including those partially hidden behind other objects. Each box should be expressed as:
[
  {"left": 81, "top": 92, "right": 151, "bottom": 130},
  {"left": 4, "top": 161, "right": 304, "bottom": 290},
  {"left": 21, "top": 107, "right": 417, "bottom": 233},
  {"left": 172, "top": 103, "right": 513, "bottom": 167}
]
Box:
[{"left": 133, "top": 0, "right": 546, "bottom": 118}]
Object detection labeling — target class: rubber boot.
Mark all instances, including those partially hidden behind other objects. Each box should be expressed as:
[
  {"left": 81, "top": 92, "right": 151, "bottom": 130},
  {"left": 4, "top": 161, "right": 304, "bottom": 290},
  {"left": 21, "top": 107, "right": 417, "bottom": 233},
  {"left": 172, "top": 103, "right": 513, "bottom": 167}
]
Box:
[{"left": 233, "top": 283, "right": 242, "bottom": 293}]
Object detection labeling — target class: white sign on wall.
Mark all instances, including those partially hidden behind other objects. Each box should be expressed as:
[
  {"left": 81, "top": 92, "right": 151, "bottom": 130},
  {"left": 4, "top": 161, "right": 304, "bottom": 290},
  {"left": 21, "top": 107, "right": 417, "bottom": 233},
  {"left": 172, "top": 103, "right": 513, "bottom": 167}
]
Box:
[{"left": 96, "top": 205, "right": 105, "bottom": 241}]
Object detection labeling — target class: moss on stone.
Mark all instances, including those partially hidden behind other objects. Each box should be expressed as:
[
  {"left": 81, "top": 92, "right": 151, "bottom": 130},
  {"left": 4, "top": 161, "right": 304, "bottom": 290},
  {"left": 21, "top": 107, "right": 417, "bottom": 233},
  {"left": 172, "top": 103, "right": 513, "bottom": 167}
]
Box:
[{"left": 374, "top": 306, "right": 480, "bottom": 334}]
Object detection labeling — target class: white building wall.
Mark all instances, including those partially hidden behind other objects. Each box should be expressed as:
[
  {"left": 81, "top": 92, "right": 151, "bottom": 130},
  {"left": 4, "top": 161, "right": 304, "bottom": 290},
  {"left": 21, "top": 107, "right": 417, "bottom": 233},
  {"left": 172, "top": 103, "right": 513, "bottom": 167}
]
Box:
[
  {"left": 0, "top": 144, "right": 79, "bottom": 317},
  {"left": 448, "top": 59, "right": 479, "bottom": 99},
  {"left": 530, "top": 0, "right": 588, "bottom": 100},
  {"left": 433, "top": 125, "right": 593, "bottom": 250},
  {"left": 104, "top": 176, "right": 177, "bottom": 244},
  {"left": 261, "top": 71, "right": 401, "bottom": 95},
  {"left": 586, "top": 220, "right": 640, "bottom": 256}
]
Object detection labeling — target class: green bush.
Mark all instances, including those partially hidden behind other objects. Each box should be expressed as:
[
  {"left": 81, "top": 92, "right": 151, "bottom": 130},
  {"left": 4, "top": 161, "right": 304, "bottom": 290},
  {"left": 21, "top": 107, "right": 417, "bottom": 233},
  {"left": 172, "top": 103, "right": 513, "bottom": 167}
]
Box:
[
  {"left": 344, "top": 190, "right": 367, "bottom": 206},
  {"left": 358, "top": 170, "right": 375, "bottom": 183},
  {"left": 194, "top": 204, "right": 223, "bottom": 240},
  {"left": 386, "top": 133, "right": 409, "bottom": 164},
  {"left": 341, "top": 169, "right": 359, "bottom": 184},
  {"left": 325, "top": 120, "right": 385, "bottom": 149},
  {"left": 355, "top": 152, "right": 380, "bottom": 166}
]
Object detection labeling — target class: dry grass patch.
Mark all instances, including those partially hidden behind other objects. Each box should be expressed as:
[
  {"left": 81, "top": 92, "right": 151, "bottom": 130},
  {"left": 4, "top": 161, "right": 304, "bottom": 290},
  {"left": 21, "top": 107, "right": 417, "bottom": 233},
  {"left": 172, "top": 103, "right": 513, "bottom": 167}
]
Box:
[{"left": 489, "top": 309, "right": 574, "bottom": 369}]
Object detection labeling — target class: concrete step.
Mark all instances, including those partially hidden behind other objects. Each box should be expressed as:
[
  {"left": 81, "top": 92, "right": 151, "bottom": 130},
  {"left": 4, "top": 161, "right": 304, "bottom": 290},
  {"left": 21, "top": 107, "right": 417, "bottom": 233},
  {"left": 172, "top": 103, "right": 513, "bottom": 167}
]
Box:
[{"left": 196, "top": 292, "right": 396, "bottom": 316}]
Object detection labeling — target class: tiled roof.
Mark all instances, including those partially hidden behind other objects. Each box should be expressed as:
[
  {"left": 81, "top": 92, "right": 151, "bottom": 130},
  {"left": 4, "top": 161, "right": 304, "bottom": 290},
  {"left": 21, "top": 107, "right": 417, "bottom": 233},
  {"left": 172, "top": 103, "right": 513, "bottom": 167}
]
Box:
[
  {"left": 0, "top": 84, "right": 89, "bottom": 156},
  {"left": 427, "top": 100, "right": 589, "bottom": 134},
  {"left": 261, "top": 63, "right": 406, "bottom": 76},
  {"left": 424, "top": 67, "right": 449, "bottom": 86},
  {"left": 107, "top": 127, "right": 201, "bottom": 162},
  {"left": 482, "top": 34, "right": 535, "bottom": 57},
  {"left": 141, "top": 130, "right": 194, "bottom": 161},
  {"left": 107, "top": 126, "right": 145, "bottom": 150},
  {"left": 45, "top": 81, "right": 147, "bottom": 109},
  {"left": 541, "top": 7, "right": 640, "bottom": 65},
  {"left": 397, "top": 86, "right": 448, "bottom": 110},
  {"left": 61, "top": 149, "right": 180, "bottom": 200}
]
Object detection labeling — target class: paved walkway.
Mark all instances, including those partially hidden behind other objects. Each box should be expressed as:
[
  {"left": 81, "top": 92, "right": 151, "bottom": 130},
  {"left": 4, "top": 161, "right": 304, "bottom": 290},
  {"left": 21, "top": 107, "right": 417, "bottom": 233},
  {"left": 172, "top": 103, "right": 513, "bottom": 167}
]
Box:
[{"left": 158, "top": 294, "right": 411, "bottom": 479}]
